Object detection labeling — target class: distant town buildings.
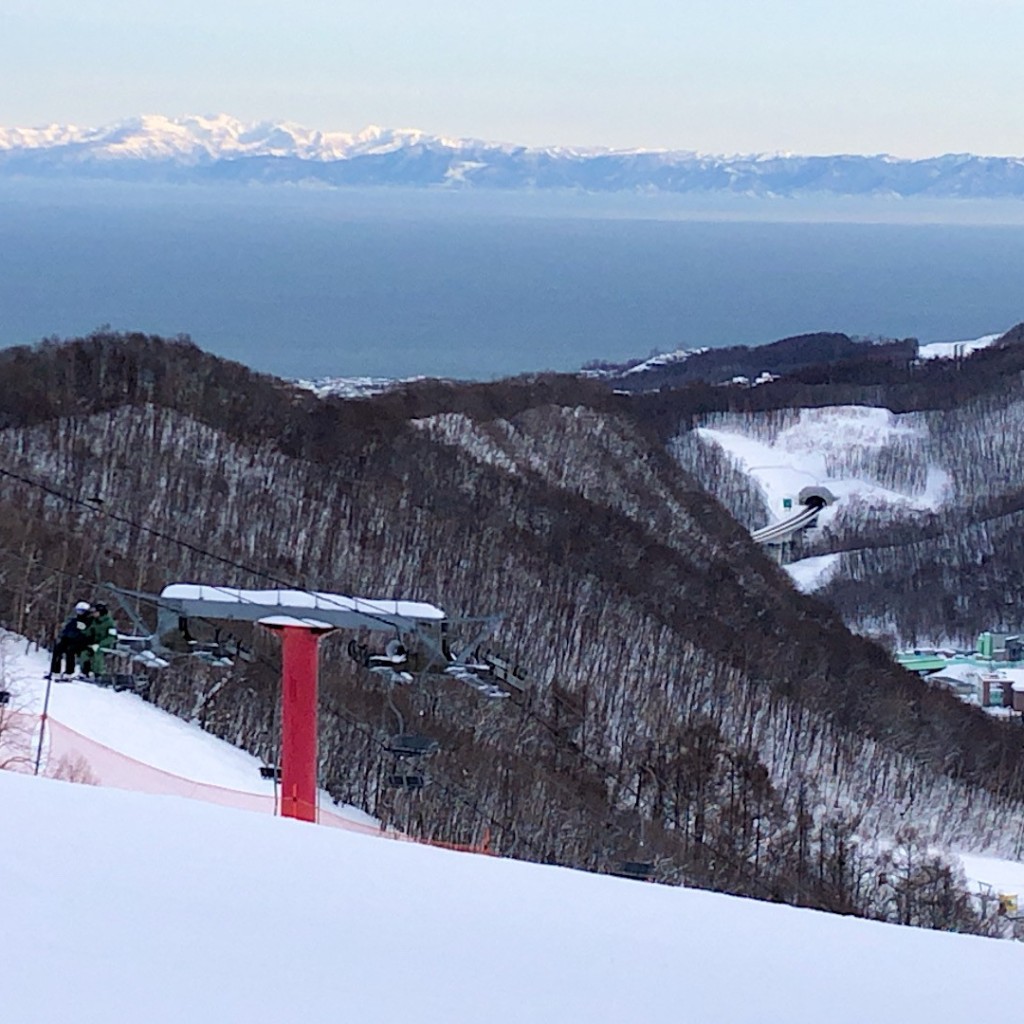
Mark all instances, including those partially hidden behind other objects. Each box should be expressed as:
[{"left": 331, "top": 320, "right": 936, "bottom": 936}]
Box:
[{"left": 898, "top": 631, "right": 1024, "bottom": 714}]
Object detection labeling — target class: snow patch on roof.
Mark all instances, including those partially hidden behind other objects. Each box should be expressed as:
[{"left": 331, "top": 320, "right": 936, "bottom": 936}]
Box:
[
  {"left": 927, "top": 663, "right": 984, "bottom": 685},
  {"left": 160, "top": 584, "right": 446, "bottom": 620}
]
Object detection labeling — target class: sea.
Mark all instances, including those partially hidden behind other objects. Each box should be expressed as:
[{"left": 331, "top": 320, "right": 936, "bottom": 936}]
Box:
[{"left": 2, "top": 179, "right": 1024, "bottom": 381}]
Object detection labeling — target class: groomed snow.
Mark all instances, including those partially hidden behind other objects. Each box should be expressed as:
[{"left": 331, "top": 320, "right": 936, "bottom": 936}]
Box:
[
  {"left": 959, "top": 853, "right": 1024, "bottom": 900},
  {"left": 5, "top": 768, "right": 1024, "bottom": 1024},
  {"left": 6, "top": 628, "right": 1024, "bottom": 1019},
  {"left": 3, "top": 634, "right": 270, "bottom": 788},
  {"left": 1, "top": 631, "right": 371, "bottom": 829}
]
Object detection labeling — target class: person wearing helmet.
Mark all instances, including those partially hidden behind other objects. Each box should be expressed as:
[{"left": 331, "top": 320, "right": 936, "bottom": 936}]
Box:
[
  {"left": 49, "top": 602, "right": 93, "bottom": 680},
  {"left": 81, "top": 603, "right": 118, "bottom": 678}
]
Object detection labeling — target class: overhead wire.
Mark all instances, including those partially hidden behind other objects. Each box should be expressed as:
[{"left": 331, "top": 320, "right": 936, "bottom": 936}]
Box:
[
  {"left": 0, "top": 463, "right": 413, "bottom": 635},
  {"left": 0, "top": 470, "right": 531, "bottom": 851},
  {"left": 0, "top": 459, "right": 780, "bottom": 889}
]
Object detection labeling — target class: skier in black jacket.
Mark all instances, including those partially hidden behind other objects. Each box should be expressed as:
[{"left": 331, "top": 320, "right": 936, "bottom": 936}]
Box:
[{"left": 49, "top": 601, "right": 93, "bottom": 679}]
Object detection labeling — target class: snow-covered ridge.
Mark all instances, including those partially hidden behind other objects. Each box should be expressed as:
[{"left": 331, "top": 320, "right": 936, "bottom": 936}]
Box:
[
  {"left": 293, "top": 375, "right": 414, "bottom": 399},
  {"left": 917, "top": 332, "right": 1004, "bottom": 361},
  {"left": 0, "top": 114, "right": 464, "bottom": 164},
  {"left": 622, "top": 347, "right": 710, "bottom": 375},
  {"left": 580, "top": 347, "right": 709, "bottom": 380},
  {"left": 5, "top": 114, "right": 1024, "bottom": 197}
]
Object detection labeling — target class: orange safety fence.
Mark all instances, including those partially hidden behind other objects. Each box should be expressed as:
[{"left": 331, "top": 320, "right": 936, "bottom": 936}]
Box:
[{"left": 0, "top": 709, "right": 491, "bottom": 856}]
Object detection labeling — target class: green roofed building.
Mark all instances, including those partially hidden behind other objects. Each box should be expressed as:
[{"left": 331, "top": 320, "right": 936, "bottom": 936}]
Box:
[{"left": 896, "top": 654, "right": 949, "bottom": 674}]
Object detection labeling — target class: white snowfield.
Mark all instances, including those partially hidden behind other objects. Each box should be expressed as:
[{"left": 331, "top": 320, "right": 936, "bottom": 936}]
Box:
[
  {"left": 959, "top": 853, "right": 1024, "bottom": 899},
  {"left": 917, "top": 332, "right": 1004, "bottom": 361},
  {"left": 6, "top": 632, "right": 1024, "bottom": 1021},
  {"left": 696, "top": 404, "right": 957, "bottom": 593},
  {"left": 782, "top": 552, "right": 842, "bottom": 593},
  {"left": 699, "top": 405, "right": 949, "bottom": 522},
  {"left": 4, "top": 769, "right": 1024, "bottom": 1024},
  {"left": 292, "top": 374, "right": 431, "bottom": 399}
]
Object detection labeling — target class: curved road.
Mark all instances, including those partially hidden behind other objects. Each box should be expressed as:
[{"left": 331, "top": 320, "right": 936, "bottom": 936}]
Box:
[{"left": 751, "top": 503, "right": 823, "bottom": 544}]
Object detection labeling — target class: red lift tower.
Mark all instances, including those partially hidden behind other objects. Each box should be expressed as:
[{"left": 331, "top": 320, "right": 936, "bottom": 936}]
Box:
[
  {"left": 261, "top": 617, "right": 333, "bottom": 821},
  {"left": 152, "top": 585, "right": 451, "bottom": 823}
]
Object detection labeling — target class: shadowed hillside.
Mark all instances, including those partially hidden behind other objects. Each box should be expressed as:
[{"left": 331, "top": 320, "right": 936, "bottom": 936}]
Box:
[{"left": 1, "top": 330, "right": 1022, "bottom": 933}]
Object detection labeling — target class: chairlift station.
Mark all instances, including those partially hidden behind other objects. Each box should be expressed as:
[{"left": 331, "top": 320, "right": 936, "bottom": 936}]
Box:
[{"left": 104, "top": 583, "right": 520, "bottom": 823}]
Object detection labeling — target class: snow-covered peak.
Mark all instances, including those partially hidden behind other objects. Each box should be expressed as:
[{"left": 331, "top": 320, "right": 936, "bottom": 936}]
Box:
[{"left": 0, "top": 114, "right": 461, "bottom": 164}]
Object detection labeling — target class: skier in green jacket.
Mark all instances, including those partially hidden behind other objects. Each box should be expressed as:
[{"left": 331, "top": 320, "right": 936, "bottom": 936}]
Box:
[{"left": 81, "top": 603, "right": 118, "bottom": 678}]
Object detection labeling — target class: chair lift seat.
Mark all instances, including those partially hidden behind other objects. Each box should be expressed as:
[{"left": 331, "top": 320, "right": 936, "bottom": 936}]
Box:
[
  {"left": 386, "top": 734, "right": 439, "bottom": 758},
  {"left": 612, "top": 861, "right": 655, "bottom": 881},
  {"left": 386, "top": 772, "right": 426, "bottom": 789}
]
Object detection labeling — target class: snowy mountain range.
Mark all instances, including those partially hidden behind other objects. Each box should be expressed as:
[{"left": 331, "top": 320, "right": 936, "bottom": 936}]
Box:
[{"left": 3, "top": 113, "right": 1024, "bottom": 197}]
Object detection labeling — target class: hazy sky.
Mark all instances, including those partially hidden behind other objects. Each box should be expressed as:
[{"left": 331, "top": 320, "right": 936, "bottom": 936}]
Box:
[{"left": 3, "top": 0, "right": 1022, "bottom": 157}]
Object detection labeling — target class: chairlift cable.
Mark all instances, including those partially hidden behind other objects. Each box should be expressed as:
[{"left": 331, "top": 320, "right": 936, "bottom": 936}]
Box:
[
  {"left": 0, "top": 463, "right": 412, "bottom": 635},
  {"left": 1, "top": 462, "right": 769, "bottom": 885},
  {"left": 6, "top": 537, "right": 517, "bottom": 850}
]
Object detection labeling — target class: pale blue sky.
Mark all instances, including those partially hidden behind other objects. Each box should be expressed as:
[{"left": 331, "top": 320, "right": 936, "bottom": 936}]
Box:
[{"left": 3, "top": 0, "right": 1022, "bottom": 156}]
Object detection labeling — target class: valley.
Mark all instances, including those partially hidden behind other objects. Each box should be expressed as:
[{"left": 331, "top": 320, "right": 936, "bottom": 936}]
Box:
[{"left": 2, "top": 327, "right": 1024, "bottom": 942}]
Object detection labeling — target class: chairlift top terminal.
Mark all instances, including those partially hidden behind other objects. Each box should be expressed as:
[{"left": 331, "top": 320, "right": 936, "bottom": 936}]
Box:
[{"left": 100, "top": 582, "right": 510, "bottom": 824}]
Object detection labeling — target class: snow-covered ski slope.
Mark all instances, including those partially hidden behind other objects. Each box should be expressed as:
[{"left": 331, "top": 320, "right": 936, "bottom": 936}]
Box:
[
  {"left": 5, "top": 630, "right": 1024, "bottom": 1021},
  {"left": 699, "top": 405, "right": 949, "bottom": 523},
  {"left": 4, "top": 632, "right": 269, "bottom": 786},
  {"left": 694, "top": 334, "right": 1004, "bottom": 594},
  {"left": 696, "top": 401, "right": 959, "bottom": 593},
  {"left": 5, "top": 768, "right": 1024, "bottom": 1024},
  {"left": 0, "top": 630, "right": 376, "bottom": 825},
  {"left": 917, "top": 332, "right": 1004, "bottom": 361}
]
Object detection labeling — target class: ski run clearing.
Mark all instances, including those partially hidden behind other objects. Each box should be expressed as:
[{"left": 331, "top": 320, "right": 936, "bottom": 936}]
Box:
[
  {"left": 4, "top": 626, "right": 1024, "bottom": 1020},
  {"left": 692, "top": 333, "right": 1005, "bottom": 598},
  {"left": 696, "top": 403, "right": 954, "bottom": 594}
]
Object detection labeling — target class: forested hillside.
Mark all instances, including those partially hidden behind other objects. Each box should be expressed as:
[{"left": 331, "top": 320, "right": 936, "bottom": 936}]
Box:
[
  {"left": 663, "top": 325, "right": 1024, "bottom": 645},
  {"left": 1, "top": 331, "right": 1022, "bottom": 935},
  {"left": 590, "top": 332, "right": 917, "bottom": 391}
]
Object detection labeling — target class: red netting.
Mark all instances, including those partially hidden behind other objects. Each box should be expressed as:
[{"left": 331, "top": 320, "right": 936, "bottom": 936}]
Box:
[{"left": 1, "top": 710, "right": 490, "bottom": 855}]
